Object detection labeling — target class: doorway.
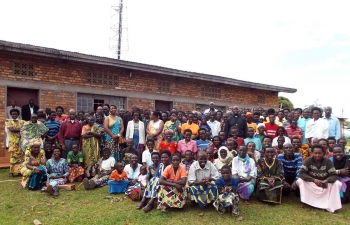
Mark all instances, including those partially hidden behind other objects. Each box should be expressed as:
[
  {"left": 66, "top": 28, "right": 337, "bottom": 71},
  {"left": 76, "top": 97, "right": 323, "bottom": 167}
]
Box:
[
  {"left": 155, "top": 100, "right": 173, "bottom": 112},
  {"left": 7, "top": 87, "right": 39, "bottom": 109}
]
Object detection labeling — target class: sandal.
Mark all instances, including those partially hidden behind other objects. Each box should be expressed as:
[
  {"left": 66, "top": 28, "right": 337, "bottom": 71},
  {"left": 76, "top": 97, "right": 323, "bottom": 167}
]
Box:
[
  {"left": 143, "top": 203, "right": 154, "bottom": 213},
  {"left": 136, "top": 199, "right": 148, "bottom": 210}
]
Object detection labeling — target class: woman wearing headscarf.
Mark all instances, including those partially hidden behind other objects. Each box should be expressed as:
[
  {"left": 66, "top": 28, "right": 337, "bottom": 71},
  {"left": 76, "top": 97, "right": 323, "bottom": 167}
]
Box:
[
  {"left": 20, "top": 139, "right": 46, "bottom": 189},
  {"left": 6, "top": 108, "right": 25, "bottom": 177},
  {"left": 20, "top": 114, "right": 48, "bottom": 152},
  {"left": 232, "top": 145, "right": 257, "bottom": 204},
  {"left": 214, "top": 146, "right": 233, "bottom": 173}
]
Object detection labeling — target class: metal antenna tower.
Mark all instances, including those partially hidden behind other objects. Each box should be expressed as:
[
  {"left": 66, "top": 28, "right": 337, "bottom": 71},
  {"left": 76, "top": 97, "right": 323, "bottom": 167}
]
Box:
[{"left": 109, "top": 0, "right": 128, "bottom": 59}]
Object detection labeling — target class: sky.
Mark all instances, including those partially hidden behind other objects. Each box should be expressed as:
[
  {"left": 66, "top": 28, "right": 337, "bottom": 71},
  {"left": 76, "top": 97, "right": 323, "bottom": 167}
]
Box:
[{"left": 1, "top": 0, "right": 350, "bottom": 118}]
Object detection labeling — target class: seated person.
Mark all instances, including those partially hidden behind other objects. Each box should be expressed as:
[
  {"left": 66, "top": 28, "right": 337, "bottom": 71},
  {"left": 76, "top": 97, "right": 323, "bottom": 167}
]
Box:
[
  {"left": 108, "top": 162, "right": 128, "bottom": 194},
  {"left": 20, "top": 140, "right": 46, "bottom": 190},
  {"left": 44, "top": 147, "right": 69, "bottom": 197},
  {"left": 158, "top": 153, "right": 187, "bottom": 212},
  {"left": 142, "top": 139, "right": 157, "bottom": 167},
  {"left": 177, "top": 129, "right": 198, "bottom": 160},
  {"left": 297, "top": 144, "right": 342, "bottom": 213},
  {"left": 210, "top": 136, "right": 222, "bottom": 157},
  {"left": 120, "top": 139, "right": 138, "bottom": 166},
  {"left": 181, "top": 150, "right": 194, "bottom": 171},
  {"left": 214, "top": 147, "right": 233, "bottom": 173},
  {"left": 206, "top": 148, "right": 215, "bottom": 163},
  {"left": 83, "top": 148, "right": 116, "bottom": 190},
  {"left": 330, "top": 145, "right": 350, "bottom": 203},
  {"left": 246, "top": 141, "right": 261, "bottom": 163},
  {"left": 225, "top": 139, "right": 238, "bottom": 158},
  {"left": 66, "top": 144, "right": 84, "bottom": 182},
  {"left": 232, "top": 145, "right": 257, "bottom": 204},
  {"left": 188, "top": 151, "right": 220, "bottom": 208},
  {"left": 277, "top": 143, "right": 302, "bottom": 196},
  {"left": 256, "top": 146, "right": 283, "bottom": 204},
  {"left": 159, "top": 129, "right": 178, "bottom": 154},
  {"left": 124, "top": 154, "right": 143, "bottom": 194},
  {"left": 196, "top": 128, "right": 211, "bottom": 150},
  {"left": 214, "top": 165, "right": 239, "bottom": 215}
]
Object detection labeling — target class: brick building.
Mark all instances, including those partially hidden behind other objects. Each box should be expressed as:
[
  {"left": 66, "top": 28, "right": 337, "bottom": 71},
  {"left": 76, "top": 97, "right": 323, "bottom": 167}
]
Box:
[{"left": 0, "top": 40, "right": 296, "bottom": 165}]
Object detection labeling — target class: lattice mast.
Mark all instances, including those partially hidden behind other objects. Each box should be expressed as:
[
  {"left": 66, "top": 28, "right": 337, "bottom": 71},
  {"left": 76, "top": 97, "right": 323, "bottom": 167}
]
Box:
[{"left": 109, "top": 0, "right": 128, "bottom": 59}]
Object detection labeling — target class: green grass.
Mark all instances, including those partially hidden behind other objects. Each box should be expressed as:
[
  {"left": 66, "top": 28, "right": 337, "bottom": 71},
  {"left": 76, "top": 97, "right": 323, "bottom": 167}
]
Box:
[{"left": 0, "top": 169, "right": 350, "bottom": 225}]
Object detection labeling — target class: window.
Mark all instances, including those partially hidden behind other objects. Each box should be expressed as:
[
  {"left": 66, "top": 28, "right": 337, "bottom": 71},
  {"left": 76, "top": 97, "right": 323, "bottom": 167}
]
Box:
[
  {"left": 12, "top": 62, "right": 35, "bottom": 77},
  {"left": 201, "top": 87, "right": 221, "bottom": 98},
  {"left": 158, "top": 81, "right": 170, "bottom": 93},
  {"left": 258, "top": 95, "right": 265, "bottom": 104},
  {"left": 86, "top": 72, "right": 118, "bottom": 86},
  {"left": 77, "top": 93, "right": 125, "bottom": 113}
]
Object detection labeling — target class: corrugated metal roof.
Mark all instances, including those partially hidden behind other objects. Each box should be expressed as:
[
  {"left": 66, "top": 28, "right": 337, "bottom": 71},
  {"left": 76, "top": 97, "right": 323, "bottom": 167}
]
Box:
[{"left": 0, "top": 40, "right": 297, "bottom": 93}]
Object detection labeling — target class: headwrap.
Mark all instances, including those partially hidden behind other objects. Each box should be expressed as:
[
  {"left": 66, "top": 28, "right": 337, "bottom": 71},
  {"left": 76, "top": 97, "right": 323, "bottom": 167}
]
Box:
[
  {"left": 30, "top": 138, "right": 41, "bottom": 147},
  {"left": 246, "top": 112, "right": 253, "bottom": 118},
  {"left": 218, "top": 146, "right": 230, "bottom": 163}
]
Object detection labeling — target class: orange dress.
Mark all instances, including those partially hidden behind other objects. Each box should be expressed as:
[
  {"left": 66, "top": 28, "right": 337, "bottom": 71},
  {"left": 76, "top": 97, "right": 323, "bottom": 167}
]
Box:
[{"left": 159, "top": 141, "right": 178, "bottom": 154}]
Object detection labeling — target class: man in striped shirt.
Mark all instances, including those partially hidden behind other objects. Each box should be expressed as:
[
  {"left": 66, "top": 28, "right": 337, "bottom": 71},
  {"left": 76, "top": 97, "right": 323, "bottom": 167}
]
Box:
[
  {"left": 277, "top": 143, "right": 302, "bottom": 196},
  {"left": 44, "top": 111, "right": 61, "bottom": 145},
  {"left": 285, "top": 119, "right": 303, "bottom": 140}
]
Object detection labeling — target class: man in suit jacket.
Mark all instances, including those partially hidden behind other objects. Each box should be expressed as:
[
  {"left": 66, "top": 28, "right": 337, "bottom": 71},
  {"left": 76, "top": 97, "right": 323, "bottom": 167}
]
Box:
[{"left": 21, "top": 99, "right": 39, "bottom": 121}]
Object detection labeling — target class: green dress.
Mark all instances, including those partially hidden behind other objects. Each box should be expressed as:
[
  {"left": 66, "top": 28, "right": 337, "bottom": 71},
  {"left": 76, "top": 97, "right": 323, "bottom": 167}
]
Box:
[{"left": 256, "top": 158, "right": 283, "bottom": 204}]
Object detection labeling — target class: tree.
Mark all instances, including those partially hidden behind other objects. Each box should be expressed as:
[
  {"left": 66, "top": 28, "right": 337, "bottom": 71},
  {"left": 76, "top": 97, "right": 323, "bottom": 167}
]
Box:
[
  {"left": 278, "top": 96, "right": 294, "bottom": 110},
  {"left": 305, "top": 99, "right": 323, "bottom": 111}
]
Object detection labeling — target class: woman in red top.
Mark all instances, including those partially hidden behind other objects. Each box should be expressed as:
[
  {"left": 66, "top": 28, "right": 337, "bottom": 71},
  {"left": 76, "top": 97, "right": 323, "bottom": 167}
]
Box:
[
  {"left": 159, "top": 130, "right": 177, "bottom": 154},
  {"left": 55, "top": 106, "right": 67, "bottom": 123}
]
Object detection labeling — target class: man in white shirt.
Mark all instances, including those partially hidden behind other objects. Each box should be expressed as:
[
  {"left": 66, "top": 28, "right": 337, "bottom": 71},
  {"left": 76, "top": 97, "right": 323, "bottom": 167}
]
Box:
[
  {"left": 188, "top": 151, "right": 220, "bottom": 207},
  {"left": 6, "top": 100, "right": 21, "bottom": 119},
  {"left": 203, "top": 102, "right": 218, "bottom": 114},
  {"left": 305, "top": 107, "right": 329, "bottom": 144},
  {"left": 207, "top": 111, "right": 221, "bottom": 137}
]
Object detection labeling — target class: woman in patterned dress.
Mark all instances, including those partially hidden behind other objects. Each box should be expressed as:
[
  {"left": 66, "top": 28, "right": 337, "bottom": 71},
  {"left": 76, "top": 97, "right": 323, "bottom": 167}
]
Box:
[{"left": 104, "top": 105, "right": 124, "bottom": 160}]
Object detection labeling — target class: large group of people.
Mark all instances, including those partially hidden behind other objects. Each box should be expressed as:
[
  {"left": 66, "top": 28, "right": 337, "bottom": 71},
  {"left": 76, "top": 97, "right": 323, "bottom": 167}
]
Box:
[{"left": 5, "top": 99, "right": 350, "bottom": 214}]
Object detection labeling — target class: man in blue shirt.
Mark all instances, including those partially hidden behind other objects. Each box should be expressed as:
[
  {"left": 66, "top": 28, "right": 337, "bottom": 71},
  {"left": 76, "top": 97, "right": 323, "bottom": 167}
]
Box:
[
  {"left": 324, "top": 106, "right": 340, "bottom": 141},
  {"left": 297, "top": 108, "right": 310, "bottom": 144},
  {"left": 44, "top": 111, "right": 61, "bottom": 144}
]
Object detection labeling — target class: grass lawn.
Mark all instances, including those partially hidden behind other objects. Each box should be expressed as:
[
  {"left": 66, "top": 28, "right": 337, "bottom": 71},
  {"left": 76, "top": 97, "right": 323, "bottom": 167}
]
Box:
[{"left": 0, "top": 169, "right": 350, "bottom": 225}]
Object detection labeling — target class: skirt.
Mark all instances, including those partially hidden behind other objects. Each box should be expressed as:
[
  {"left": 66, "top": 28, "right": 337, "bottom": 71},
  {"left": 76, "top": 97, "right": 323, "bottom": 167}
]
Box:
[
  {"left": 143, "top": 177, "right": 160, "bottom": 199},
  {"left": 296, "top": 178, "right": 342, "bottom": 212},
  {"left": 157, "top": 185, "right": 187, "bottom": 210},
  {"left": 108, "top": 180, "right": 129, "bottom": 194},
  {"left": 256, "top": 180, "right": 283, "bottom": 204},
  {"left": 68, "top": 166, "right": 84, "bottom": 182},
  {"left": 213, "top": 192, "right": 240, "bottom": 215},
  {"left": 188, "top": 181, "right": 218, "bottom": 208},
  {"left": 21, "top": 165, "right": 46, "bottom": 189},
  {"left": 238, "top": 180, "right": 255, "bottom": 200}
]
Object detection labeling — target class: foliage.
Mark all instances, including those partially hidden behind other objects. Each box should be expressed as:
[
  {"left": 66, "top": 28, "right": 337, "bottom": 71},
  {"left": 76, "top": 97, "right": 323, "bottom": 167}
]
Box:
[
  {"left": 305, "top": 99, "right": 323, "bottom": 111},
  {"left": 0, "top": 169, "right": 350, "bottom": 225},
  {"left": 344, "top": 120, "right": 350, "bottom": 127},
  {"left": 278, "top": 96, "right": 294, "bottom": 110}
]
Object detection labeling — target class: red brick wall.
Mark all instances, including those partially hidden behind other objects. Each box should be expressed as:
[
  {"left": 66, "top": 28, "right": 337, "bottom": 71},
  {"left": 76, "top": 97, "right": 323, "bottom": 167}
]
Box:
[
  {"left": 174, "top": 102, "right": 195, "bottom": 111},
  {"left": 128, "top": 98, "right": 154, "bottom": 112},
  {"left": 40, "top": 90, "right": 76, "bottom": 113}
]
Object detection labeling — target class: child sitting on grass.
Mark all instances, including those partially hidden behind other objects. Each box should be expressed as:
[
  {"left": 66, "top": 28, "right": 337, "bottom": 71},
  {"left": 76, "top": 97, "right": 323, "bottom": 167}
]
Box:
[
  {"left": 108, "top": 162, "right": 129, "bottom": 194},
  {"left": 66, "top": 144, "right": 84, "bottom": 182},
  {"left": 213, "top": 165, "right": 239, "bottom": 215},
  {"left": 181, "top": 150, "right": 194, "bottom": 171}
]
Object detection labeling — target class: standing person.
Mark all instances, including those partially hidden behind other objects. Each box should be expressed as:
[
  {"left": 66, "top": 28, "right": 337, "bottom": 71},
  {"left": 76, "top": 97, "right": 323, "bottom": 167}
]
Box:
[
  {"left": 103, "top": 105, "right": 110, "bottom": 118},
  {"left": 6, "top": 99, "right": 21, "bottom": 119},
  {"left": 142, "top": 110, "right": 151, "bottom": 140},
  {"left": 204, "top": 102, "right": 218, "bottom": 114},
  {"left": 272, "top": 127, "right": 291, "bottom": 147},
  {"left": 324, "top": 106, "right": 340, "bottom": 141},
  {"left": 207, "top": 111, "right": 221, "bottom": 137},
  {"left": 297, "top": 144, "right": 342, "bottom": 213},
  {"left": 44, "top": 111, "right": 61, "bottom": 148},
  {"left": 58, "top": 109, "right": 82, "bottom": 159},
  {"left": 177, "top": 129, "right": 198, "bottom": 159},
  {"left": 232, "top": 145, "right": 257, "bottom": 204},
  {"left": 224, "top": 106, "right": 247, "bottom": 139},
  {"left": 265, "top": 114, "right": 279, "bottom": 140},
  {"left": 298, "top": 108, "right": 311, "bottom": 144},
  {"left": 55, "top": 106, "right": 67, "bottom": 123},
  {"left": 82, "top": 117, "right": 101, "bottom": 168},
  {"left": 220, "top": 113, "right": 228, "bottom": 132},
  {"left": 196, "top": 128, "right": 211, "bottom": 150},
  {"left": 161, "top": 112, "right": 169, "bottom": 124},
  {"left": 163, "top": 112, "right": 181, "bottom": 142},
  {"left": 246, "top": 112, "right": 257, "bottom": 133},
  {"left": 188, "top": 151, "right": 220, "bottom": 208},
  {"left": 21, "top": 99, "right": 39, "bottom": 121},
  {"left": 20, "top": 114, "right": 48, "bottom": 152},
  {"left": 256, "top": 146, "right": 284, "bottom": 204},
  {"left": 244, "top": 127, "right": 262, "bottom": 151},
  {"left": 305, "top": 107, "right": 329, "bottom": 144},
  {"left": 6, "top": 109, "right": 25, "bottom": 177},
  {"left": 146, "top": 111, "right": 164, "bottom": 150},
  {"left": 104, "top": 105, "right": 124, "bottom": 160},
  {"left": 277, "top": 143, "right": 302, "bottom": 196},
  {"left": 93, "top": 106, "right": 103, "bottom": 122},
  {"left": 181, "top": 113, "right": 200, "bottom": 140},
  {"left": 282, "top": 113, "right": 293, "bottom": 127},
  {"left": 126, "top": 111, "right": 145, "bottom": 160}
]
